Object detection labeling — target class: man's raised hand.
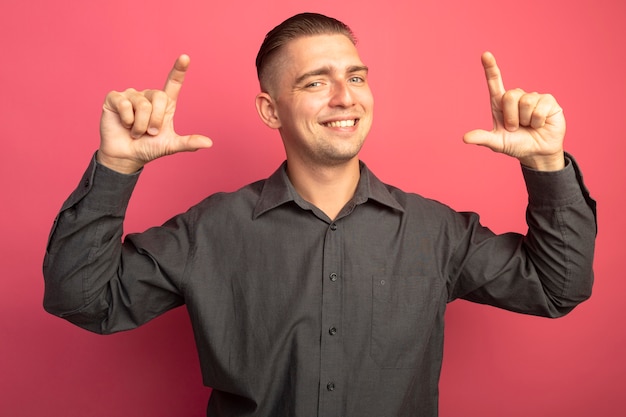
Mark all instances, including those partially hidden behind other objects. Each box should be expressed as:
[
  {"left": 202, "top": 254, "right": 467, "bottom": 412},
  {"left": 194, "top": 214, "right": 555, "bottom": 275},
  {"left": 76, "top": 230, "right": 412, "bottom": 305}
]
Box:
[
  {"left": 463, "top": 52, "right": 566, "bottom": 171},
  {"left": 98, "top": 54, "right": 213, "bottom": 174}
]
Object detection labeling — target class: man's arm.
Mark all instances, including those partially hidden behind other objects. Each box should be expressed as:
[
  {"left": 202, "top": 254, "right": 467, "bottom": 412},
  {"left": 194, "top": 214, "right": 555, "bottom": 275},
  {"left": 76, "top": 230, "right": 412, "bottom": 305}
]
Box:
[
  {"left": 448, "top": 154, "right": 596, "bottom": 316},
  {"left": 43, "top": 56, "right": 211, "bottom": 333},
  {"left": 450, "top": 53, "right": 596, "bottom": 316}
]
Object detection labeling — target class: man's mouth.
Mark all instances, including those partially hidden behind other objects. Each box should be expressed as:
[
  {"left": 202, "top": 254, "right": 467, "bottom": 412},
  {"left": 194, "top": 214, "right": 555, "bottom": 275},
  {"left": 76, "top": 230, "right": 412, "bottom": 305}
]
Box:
[{"left": 322, "top": 119, "right": 358, "bottom": 128}]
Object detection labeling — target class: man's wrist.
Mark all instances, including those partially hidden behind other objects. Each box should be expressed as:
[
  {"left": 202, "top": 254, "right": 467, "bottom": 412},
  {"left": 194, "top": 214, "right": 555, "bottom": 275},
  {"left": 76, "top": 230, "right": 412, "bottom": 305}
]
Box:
[
  {"left": 519, "top": 150, "right": 565, "bottom": 172},
  {"left": 96, "top": 151, "right": 144, "bottom": 175}
]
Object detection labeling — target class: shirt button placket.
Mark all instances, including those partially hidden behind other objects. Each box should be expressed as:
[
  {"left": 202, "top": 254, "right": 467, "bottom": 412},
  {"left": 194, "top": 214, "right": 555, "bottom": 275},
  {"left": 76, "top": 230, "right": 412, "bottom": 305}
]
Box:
[{"left": 320, "top": 221, "right": 343, "bottom": 414}]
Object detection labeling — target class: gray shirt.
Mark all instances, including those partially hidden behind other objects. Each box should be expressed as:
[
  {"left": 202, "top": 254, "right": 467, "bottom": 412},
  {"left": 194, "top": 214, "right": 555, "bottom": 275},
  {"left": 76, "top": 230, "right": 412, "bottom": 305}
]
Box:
[{"left": 43, "top": 154, "right": 596, "bottom": 416}]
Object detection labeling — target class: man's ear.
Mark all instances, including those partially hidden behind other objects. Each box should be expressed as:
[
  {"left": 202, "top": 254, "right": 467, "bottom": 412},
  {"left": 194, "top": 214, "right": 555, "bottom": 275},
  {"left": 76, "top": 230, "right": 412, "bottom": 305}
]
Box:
[{"left": 255, "top": 92, "right": 281, "bottom": 129}]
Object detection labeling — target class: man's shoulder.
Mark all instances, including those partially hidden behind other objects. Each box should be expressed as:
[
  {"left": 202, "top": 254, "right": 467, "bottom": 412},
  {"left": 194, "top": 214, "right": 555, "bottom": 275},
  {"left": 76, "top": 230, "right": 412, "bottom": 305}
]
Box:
[
  {"left": 374, "top": 178, "right": 453, "bottom": 214},
  {"left": 192, "top": 178, "right": 267, "bottom": 214}
]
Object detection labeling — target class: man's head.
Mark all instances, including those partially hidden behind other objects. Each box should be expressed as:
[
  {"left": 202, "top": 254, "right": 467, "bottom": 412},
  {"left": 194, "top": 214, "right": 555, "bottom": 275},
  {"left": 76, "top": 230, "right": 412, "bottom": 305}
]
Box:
[
  {"left": 256, "top": 13, "right": 357, "bottom": 95},
  {"left": 254, "top": 13, "right": 374, "bottom": 169}
]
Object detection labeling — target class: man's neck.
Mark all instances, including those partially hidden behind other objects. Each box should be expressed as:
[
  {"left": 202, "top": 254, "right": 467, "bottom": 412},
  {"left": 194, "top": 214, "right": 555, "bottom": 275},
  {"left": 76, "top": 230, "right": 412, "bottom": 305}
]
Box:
[{"left": 286, "top": 158, "right": 361, "bottom": 221}]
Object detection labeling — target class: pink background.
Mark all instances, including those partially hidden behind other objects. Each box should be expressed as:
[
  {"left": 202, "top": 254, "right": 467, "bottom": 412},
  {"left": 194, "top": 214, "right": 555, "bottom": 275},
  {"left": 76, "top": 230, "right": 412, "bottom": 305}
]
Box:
[{"left": 1, "top": 0, "right": 624, "bottom": 415}]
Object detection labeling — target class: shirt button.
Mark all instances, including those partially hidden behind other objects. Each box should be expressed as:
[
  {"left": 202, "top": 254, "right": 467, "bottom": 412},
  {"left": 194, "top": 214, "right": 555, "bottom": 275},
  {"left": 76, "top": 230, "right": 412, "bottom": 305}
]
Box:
[
  {"left": 327, "top": 382, "right": 335, "bottom": 391},
  {"left": 329, "top": 326, "right": 337, "bottom": 336},
  {"left": 330, "top": 223, "right": 337, "bottom": 231},
  {"left": 329, "top": 273, "right": 338, "bottom": 282}
]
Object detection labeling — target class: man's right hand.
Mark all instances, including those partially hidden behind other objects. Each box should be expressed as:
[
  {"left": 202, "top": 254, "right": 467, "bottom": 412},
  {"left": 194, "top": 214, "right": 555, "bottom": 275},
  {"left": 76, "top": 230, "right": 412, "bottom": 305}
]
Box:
[{"left": 97, "top": 54, "right": 213, "bottom": 174}]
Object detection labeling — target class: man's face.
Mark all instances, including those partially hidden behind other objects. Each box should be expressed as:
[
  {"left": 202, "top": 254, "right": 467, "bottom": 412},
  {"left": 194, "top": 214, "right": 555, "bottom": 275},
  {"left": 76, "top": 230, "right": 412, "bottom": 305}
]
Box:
[{"left": 267, "top": 34, "right": 374, "bottom": 168}]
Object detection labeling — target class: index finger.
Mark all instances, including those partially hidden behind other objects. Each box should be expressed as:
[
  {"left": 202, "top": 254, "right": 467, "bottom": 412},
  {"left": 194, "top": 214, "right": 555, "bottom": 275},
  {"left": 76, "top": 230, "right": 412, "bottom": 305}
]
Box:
[
  {"left": 481, "top": 51, "right": 506, "bottom": 99},
  {"left": 163, "top": 54, "right": 191, "bottom": 100}
]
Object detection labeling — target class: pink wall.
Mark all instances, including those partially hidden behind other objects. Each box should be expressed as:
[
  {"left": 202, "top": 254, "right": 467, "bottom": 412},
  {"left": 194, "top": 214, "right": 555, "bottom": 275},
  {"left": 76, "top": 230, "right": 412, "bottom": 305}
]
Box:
[{"left": 1, "top": 0, "right": 623, "bottom": 415}]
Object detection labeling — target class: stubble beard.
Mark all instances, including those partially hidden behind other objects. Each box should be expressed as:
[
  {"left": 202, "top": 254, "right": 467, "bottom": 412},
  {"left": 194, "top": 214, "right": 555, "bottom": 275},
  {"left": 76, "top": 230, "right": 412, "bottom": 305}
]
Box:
[{"left": 309, "top": 133, "right": 366, "bottom": 167}]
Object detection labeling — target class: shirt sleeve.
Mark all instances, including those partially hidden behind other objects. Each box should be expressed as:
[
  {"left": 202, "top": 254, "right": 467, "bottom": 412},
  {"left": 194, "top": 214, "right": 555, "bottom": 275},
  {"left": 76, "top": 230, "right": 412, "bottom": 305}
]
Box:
[
  {"left": 448, "top": 153, "right": 597, "bottom": 317},
  {"left": 43, "top": 154, "right": 189, "bottom": 334}
]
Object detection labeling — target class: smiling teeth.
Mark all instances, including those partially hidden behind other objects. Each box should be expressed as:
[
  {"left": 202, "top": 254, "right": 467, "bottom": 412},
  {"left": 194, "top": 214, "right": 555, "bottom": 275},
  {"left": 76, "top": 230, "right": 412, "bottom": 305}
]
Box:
[{"left": 325, "top": 119, "right": 356, "bottom": 128}]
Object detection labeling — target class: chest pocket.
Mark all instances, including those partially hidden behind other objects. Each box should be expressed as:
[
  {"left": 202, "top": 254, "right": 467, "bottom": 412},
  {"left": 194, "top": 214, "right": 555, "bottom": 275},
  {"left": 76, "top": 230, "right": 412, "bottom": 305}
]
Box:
[{"left": 370, "top": 275, "right": 443, "bottom": 369}]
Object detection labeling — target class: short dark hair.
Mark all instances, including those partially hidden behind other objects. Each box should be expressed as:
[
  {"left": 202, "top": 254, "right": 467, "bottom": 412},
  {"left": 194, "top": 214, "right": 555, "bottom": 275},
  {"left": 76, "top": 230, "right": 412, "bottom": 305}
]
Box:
[{"left": 255, "top": 13, "right": 357, "bottom": 92}]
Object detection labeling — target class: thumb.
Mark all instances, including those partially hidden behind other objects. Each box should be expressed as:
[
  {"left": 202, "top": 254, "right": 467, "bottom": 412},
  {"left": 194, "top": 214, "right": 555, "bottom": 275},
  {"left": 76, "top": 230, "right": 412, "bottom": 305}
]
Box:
[
  {"left": 463, "top": 129, "right": 501, "bottom": 152},
  {"left": 172, "top": 134, "right": 214, "bottom": 153}
]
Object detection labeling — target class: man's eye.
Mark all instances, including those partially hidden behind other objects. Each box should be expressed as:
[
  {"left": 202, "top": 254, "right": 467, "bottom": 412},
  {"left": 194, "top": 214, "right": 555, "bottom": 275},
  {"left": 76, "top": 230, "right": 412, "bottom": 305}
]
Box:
[
  {"left": 306, "top": 81, "right": 322, "bottom": 88},
  {"left": 349, "top": 76, "right": 364, "bottom": 83}
]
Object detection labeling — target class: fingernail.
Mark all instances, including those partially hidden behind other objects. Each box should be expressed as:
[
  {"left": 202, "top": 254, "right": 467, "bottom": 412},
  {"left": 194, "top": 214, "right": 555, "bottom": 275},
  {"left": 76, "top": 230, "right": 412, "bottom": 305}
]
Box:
[{"left": 148, "top": 127, "right": 159, "bottom": 135}]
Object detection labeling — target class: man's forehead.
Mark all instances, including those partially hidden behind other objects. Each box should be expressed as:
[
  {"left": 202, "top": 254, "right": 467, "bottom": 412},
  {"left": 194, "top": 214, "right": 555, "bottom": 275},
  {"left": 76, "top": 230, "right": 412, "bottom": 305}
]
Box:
[
  {"left": 283, "top": 33, "right": 359, "bottom": 54},
  {"left": 281, "top": 34, "right": 364, "bottom": 71}
]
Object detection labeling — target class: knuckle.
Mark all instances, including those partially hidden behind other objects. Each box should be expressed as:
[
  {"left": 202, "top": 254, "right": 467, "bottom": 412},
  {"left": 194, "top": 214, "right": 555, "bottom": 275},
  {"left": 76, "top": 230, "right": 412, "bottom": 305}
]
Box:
[
  {"left": 543, "top": 93, "right": 556, "bottom": 104},
  {"left": 136, "top": 100, "right": 152, "bottom": 112},
  {"left": 152, "top": 90, "right": 167, "bottom": 101},
  {"left": 519, "top": 94, "right": 535, "bottom": 108},
  {"left": 150, "top": 91, "right": 168, "bottom": 110},
  {"left": 502, "top": 89, "right": 520, "bottom": 104},
  {"left": 104, "top": 90, "right": 124, "bottom": 108},
  {"left": 118, "top": 98, "right": 133, "bottom": 111}
]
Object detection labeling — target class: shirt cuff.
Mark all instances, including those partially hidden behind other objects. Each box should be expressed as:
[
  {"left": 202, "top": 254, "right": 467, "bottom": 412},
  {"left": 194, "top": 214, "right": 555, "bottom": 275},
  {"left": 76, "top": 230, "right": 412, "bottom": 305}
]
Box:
[
  {"left": 62, "top": 152, "right": 141, "bottom": 214},
  {"left": 521, "top": 153, "right": 590, "bottom": 208}
]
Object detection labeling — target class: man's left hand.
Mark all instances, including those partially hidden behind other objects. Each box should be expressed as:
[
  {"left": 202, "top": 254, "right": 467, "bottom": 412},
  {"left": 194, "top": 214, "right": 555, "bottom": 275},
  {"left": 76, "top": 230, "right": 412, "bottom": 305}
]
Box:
[{"left": 463, "top": 52, "right": 565, "bottom": 171}]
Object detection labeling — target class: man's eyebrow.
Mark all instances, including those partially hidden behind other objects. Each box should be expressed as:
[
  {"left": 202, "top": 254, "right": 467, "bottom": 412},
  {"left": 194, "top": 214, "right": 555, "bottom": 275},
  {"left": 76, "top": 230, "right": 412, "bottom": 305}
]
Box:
[
  {"left": 294, "top": 65, "right": 369, "bottom": 85},
  {"left": 347, "top": 65, "right": 369, "bottom": 76}
]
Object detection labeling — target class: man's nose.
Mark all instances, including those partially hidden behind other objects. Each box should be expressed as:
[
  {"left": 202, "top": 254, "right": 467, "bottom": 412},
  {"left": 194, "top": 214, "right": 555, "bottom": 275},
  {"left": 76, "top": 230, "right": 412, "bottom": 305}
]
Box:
[{"left": 329, "top": 82, "right": 355, "bottom": 107}]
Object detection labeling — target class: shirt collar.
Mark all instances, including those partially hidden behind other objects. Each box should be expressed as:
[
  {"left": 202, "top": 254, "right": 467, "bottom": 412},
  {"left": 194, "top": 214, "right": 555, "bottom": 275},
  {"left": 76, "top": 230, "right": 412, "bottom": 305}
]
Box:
[{"left": 252, "top": 161, "right": 405, "bottom": 219}]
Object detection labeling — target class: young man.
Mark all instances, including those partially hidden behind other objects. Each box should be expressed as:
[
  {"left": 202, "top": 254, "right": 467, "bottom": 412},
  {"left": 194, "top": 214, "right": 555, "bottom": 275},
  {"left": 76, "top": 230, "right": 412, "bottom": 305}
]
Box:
[{"left": 43, "top": 12, "right": 596, "bottom": 416}]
